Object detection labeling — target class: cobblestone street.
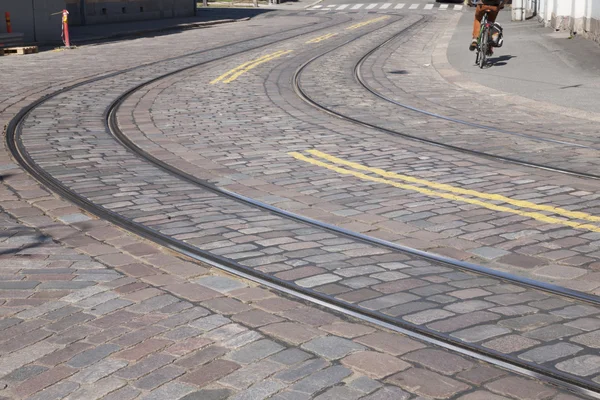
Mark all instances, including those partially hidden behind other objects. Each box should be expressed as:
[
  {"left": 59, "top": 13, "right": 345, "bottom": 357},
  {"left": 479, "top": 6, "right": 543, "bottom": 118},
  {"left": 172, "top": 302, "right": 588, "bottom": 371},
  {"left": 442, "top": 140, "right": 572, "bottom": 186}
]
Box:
[{"left": 2, "top": 2, "right": 600, "bottom": 399}]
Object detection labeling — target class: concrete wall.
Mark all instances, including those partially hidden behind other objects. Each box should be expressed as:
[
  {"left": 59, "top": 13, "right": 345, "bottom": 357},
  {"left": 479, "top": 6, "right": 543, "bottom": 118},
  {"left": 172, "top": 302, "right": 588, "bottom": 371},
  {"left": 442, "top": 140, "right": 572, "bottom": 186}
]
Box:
[
  {"left": 0, "top": 0, "right": 65, "bottom": 43},
  {"left": 0, "top": 0, "right": 194, "bottom": 43},
  {"left": 526, "top": 0, "right": 600, "bottom": 44},
  {"left": 66, "top": 0, "right": 194, "bottom": 26}
]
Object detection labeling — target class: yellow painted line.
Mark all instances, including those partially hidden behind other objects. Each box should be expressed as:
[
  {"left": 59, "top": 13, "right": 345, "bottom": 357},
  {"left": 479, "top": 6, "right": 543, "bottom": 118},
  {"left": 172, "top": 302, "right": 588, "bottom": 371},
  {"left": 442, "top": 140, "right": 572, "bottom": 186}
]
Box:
[
  {"left": 222, "top": 50, "right": 293, "bottom": 84},
  {"left": 290, "top": 151, "right": 600, "bottom": 233},
  {"left": 307, "top": 149, "right": 600, "bottom": 224},
  {"left": 346, "top": 16, "right": 390, "bottom": 30},
  {"left": 306, "top": 33, "right": 338, "bottom": 44},
  {"left": 211, "top": 51, "right": 283, "bottom": 84},
  {"left": 211, "top": 50, "right": 290, "bottom": 84}
]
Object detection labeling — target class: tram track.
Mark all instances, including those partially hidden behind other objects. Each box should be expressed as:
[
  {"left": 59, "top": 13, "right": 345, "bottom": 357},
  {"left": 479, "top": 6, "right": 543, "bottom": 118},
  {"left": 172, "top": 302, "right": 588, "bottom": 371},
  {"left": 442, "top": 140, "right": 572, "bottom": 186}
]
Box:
[
  {"left": 294, "top": 16, "right": 600, "bottom": 181},
  {"left": 6, "top": 13, "right": 600, "bottom": 399}
]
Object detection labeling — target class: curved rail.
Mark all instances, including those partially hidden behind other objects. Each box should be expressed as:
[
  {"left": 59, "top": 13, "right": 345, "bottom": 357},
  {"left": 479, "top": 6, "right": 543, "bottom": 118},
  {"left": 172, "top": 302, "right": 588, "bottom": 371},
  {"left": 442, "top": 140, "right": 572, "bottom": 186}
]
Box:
[
  {"left": 6, "top": 15, "right": 600, "bottom": 399},
  {"left": 298, "top": 16, "right": 600, "bottom": 180},
  {"left": 102, "top": 15, "right": 600, "bottom": 398}
]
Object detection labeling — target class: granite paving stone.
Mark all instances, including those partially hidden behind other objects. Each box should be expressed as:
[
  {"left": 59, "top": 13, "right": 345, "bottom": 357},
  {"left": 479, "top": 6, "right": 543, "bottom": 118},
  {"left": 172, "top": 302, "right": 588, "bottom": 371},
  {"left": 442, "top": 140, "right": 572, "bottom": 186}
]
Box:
[
  {"left": 274, "top": 359, "right": 329, "bottom": 384},
  {"left": 523, "top": 324, "right": 583, "bottom": 341},
  {"left": 290, "top": 365, "right": 352, "bottom": 395},
  {"left": 451, "top": 325, "right": 511, "bottom": 342},
  {"left": 482, "top": 335, "right": 540, "bottom": 353},
  {"left": 387, "top": 368, "right": 470, "bottom": 398},
  {"left": 456, "top": 366, "right": 507, "bottom": 385},
  {"left": 312, "top": 386, "right": 363, "bottom": 400},
  {"left": 403, "top": 309, "right": 454, "bottom": 324},
  {"left": 570, "top": 330, "right": 600, "bottom": 348},
  {"left": 458, "top": 392, "right": 512, "bottom": 400},
  {"left": 0, "top": 12, "right": 597, "bottom": 400},
  {"left": 218, "top": 359, "right": 283, "bottom": 389},
  {"left": 555, "top": 355, "right": 600, "bottom": 377},
  {"left": 518, "top": 343, "right": 583, "bottom": 363},
  {"left": 179, "top": 359, "right": 241, "bottom": 387},
  {"left": 427, "top": 311, "right": 501, "bottom": 332},
  {"left": 2, "top": 365, "right": 49, "bottom": 382},
  {"left": 66, "top": 344, "right": 121, "bottom": 368},
  {"left": 301, "top": 336, "right": 365, "bottom": 360},
  {"left": 132, "top": 365, "right": 186, "bottom": 390},
  {"left": 485, "top": 376, "right": 557, "bottom": 400},
  {"left": 565, "top": 318, "right": 600, "bottom": 331},
  {"left": 403, "top": 349, "right": 473, "bottom": 375},
  {"left": 141, "top": 381, "right": 197, "bottom": 400},
  {"left": 227, "top": 339, "right": 285, "bottom": 364},
  {"left": 70, "top": 359, "right": 128, "bottom": 384},
  {"left": 360, "top": 386, "right": 411, "bottom": 400},
  {"left": 229, "top": 379, "right": 286, "bottom": 400},
  {"left": 355, "top": 332, "right": 427, "bottom": 356},
  {"left": 116, "top": 353, "right": 175, "bottom": 380},
  {"left": 259, "top": 322, "right": 322, "bottom": 345},
  {"left": 194, "top": 276, "right": 248, "bottom": 293},
  {"left": 341, "top": 351, "right": 410, "bottom": 379},
  {"left": 179, "top": 388, "right": 233, "bottom": 400},
  {"left": 347, "top": 376, "right": 383, "bottom": 394}
]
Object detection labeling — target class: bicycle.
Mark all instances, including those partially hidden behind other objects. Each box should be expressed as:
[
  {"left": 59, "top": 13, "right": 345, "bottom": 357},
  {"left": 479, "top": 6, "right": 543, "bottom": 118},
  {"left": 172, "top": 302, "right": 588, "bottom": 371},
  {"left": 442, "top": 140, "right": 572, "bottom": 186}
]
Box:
[{"left": 475, "top": 11, "right": 492, "bottom": 69}]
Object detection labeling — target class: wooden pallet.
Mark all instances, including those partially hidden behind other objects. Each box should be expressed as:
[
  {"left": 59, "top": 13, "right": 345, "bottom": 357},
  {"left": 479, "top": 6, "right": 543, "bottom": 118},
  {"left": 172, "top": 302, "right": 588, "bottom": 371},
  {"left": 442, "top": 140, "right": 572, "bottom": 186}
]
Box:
[{"left": 1, "top": 46, "right": 38, "bottom": 56}]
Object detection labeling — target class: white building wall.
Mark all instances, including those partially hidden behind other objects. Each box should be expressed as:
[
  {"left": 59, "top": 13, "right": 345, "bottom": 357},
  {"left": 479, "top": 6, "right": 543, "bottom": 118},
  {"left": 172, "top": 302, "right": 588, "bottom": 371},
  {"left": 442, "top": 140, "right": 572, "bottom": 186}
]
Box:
[{"left": 529, "top": 0, "right": 600, "bottom": 43}]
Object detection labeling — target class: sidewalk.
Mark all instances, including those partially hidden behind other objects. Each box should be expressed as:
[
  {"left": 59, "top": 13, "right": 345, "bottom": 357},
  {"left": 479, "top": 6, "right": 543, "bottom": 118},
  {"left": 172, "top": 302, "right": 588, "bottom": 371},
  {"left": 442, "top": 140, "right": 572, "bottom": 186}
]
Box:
[{"left": 447, "top": 9, "right": 600, "bottom": 115}]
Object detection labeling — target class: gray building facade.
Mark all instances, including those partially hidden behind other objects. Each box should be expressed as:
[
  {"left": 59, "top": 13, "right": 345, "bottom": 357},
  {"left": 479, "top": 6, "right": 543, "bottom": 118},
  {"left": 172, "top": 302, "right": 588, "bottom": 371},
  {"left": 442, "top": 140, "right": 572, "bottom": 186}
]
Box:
[
  {"left": 0, "top": 0, "right": 195, "bottom": 44},
  {"left": 65, "top": 0, "right": 195, "bottom": 26}
]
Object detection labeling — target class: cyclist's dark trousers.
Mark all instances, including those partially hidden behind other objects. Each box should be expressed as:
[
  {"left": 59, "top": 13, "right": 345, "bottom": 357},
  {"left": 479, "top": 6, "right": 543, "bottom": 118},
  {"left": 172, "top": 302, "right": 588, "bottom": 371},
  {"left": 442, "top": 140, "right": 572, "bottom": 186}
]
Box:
[{"left": 473, "top": 5, "right": 499, "bottom": 39}]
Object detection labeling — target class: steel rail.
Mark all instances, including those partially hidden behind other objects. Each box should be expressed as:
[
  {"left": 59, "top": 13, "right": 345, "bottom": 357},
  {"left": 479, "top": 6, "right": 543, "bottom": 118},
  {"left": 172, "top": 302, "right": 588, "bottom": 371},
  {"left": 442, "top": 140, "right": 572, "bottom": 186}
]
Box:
[
  {"left": 10, "top": 97, "right": 600, "bottom": 400},
  {"left": 6, "top": 14, "right": 600, "bottom": 399},
  {"left": 356, "top": 42, "right": 600, "bottom": 180},
  {"left": 299, "top": 14, "right": 600, "bottom": 180},
  {"left": 101, "top": 14, "right": 600, "bottom": 398},
  {"left": 355, "top": 24, "right": 600, "bottom": 179},
  {"left": 101, "top": 12, "right": 600, "bottom": 305},
  {"left": 291, "top": 18, "right": 600, "bottom": 306}
]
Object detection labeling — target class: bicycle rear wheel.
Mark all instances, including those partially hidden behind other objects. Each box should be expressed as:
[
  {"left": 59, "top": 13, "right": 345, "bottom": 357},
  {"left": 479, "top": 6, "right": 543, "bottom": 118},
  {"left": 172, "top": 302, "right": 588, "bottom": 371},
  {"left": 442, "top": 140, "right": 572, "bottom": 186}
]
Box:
[{"left": 478, "top": 28, "right": 488, "bottom": 69}]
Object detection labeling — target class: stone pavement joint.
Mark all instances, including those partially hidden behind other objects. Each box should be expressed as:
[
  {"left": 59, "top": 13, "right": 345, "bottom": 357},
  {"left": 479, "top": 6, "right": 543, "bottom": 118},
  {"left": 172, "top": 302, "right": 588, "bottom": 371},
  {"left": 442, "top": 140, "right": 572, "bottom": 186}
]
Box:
[{"left": 0, "top": 9, "right": 595, "bottom": 400}]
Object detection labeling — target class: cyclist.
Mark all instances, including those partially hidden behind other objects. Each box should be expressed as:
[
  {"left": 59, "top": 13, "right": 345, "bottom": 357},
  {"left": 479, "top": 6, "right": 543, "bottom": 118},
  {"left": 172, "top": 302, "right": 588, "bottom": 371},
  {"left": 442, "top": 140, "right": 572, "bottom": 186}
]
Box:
[{"left": 469, "top": 0, "right": 505, "bottom": 51}]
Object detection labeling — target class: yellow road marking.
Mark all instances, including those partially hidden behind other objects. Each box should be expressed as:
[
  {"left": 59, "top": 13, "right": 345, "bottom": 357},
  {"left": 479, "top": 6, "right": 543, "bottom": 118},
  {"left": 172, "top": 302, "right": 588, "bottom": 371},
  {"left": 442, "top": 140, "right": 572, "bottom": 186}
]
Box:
[
  {"left": 211, "top": 51, "right": 283, "bottom": 84},
  {"left": 212, "top": 16, "right": 390, "bottom": 84},
  {"left": 223, "top": 50, "right": 292, "bottom": 83},
  {"left": 306, "top": 33, "right": 339, "bottom": 44},
  {"left": 290, "top": 151, "right": 600, "bottom": 233},
  {"left": 307, "top": 149, "right": 600, "bottom": 224},
  {"left": 211, "top": 50, "right": 292, "bottom": 84},
  {"left": 346, "top": 16, "right": 390, "bottom": 30},
  {"left": 211, "top": 16, "right": 389, "bottom": 84}
]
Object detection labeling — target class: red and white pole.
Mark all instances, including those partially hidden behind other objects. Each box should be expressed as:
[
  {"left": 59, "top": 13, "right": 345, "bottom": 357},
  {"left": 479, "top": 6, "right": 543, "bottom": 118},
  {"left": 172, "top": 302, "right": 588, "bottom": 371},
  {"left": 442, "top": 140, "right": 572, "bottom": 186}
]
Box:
[
  {"left": 62, "top": 9, "right": 70, "bottom": 47},
  {"left": 5, "top": 12, "right": 11, "bottom": 33}
]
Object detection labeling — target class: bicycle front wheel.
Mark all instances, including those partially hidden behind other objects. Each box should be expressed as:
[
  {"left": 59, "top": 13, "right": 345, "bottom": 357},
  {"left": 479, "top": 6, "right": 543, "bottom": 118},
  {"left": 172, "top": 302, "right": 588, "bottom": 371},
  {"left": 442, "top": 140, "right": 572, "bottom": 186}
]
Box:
[{"left": 479, "top": 28, "right": 488, "bottom": 69}]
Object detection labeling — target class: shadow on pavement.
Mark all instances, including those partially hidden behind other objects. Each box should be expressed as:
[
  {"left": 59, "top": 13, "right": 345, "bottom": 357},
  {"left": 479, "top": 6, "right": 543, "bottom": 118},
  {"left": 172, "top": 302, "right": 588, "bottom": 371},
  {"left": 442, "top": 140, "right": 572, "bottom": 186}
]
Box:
[
  {"left": 68, "top": 8, "right": 275, "bottom": 47},
  {"left": 0, "top": 173, "right": 16, "bottom": 183},
  {"left": 488, "top": 54, "right": 516, "bottom": 66},
  {"left": 0, "top": 228, "right": 52, "bottom": 256},
  {"left": 559, "top": 84, "right": 583, "bottom": 90}
]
